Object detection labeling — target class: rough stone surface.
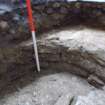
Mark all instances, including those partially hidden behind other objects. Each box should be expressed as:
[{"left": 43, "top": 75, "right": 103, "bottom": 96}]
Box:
[
  {"left": 0, "top": 21, "right": 9, "bottom": 29},
  {"left": 1, "top": 25, "right": 105, "bottom": 89},
  {"left": 1, "top": 2, "right": 105, "bottom": 46},
  {"left": 1, "top": 2, "right": 105, "bottom": 105},
  {"left": 36, "top": 25, "right": 105, "bottom": 87},
  {"left": 88, "top": 75, "right": 105, "bottom": 88},
  {"left": 54, "top": 93, "right": 73, "bottom": 105},
  {"left": 0, "top": 72, "right": 100, "bottom": 105},
  {"left": 71, "top": 90, "right": 105, "bottom": 105}
]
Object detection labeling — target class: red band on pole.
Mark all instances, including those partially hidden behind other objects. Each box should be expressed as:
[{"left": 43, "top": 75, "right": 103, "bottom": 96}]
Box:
[{"left": 26, "top": 0, "right": 35, "bottom": 31}]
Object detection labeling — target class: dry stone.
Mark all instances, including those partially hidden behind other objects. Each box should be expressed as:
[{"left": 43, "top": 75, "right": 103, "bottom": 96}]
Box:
[{"left": 1, "top": 2, "right": 105, "bottom": 89}]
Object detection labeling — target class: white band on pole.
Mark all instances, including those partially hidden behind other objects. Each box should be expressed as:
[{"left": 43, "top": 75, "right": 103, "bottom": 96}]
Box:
[{"left": 32, "top": 31, "right": 40, "bottom": 72}]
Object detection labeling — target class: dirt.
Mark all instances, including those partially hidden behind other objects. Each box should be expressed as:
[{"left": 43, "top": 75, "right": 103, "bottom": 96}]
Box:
[
  {"left": 0, "top": 25, "right": 105, "bottom": 105},
  {"left": 0, "top": 70, "right": 98, "bottom": 105}
]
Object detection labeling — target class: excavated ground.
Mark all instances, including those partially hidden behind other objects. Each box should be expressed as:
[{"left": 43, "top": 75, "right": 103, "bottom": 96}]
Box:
[
  {"left": 0, "top": 71, "right": 102, "bottom": 105},
  {"left": 1, "top": 2, "right": 105, "bottom": 105},
  {"left": 0, "top": 25, "right": 105, "bottom": 105}
]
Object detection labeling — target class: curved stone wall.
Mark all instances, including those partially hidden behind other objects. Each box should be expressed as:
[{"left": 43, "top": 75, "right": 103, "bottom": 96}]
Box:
[{"left": 0, "top": 2, "right": 105, "bottom": 89}]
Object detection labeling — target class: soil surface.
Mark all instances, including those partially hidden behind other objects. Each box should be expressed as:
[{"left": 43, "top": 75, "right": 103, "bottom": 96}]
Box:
[
  {"left": 0, "top": 25, "right": 105, "bottom": 105},
  {"left": 0, "top": 70, "right": 99, "bottom": 105}
]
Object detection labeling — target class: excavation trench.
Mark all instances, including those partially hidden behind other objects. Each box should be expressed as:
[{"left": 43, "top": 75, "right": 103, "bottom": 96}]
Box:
[
  {"left": 0, "top": 24, "right": 105, "bottom": 105},
  {"left": 0, "top": 2, "right": 105, "bottom": 105}
]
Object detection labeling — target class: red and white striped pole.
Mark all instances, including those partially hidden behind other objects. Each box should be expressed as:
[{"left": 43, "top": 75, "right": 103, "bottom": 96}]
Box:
[{"left": 26, "top": 0, "right": 40, "bottom": 72}]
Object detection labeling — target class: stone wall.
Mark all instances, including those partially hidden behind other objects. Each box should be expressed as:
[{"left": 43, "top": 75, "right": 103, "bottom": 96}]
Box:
[
  {"left": 0, "top": 2, "right": 105, "bottom": 89},
  {"left": 1, "top": 2, "right": 105, "bottom": 46}
]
